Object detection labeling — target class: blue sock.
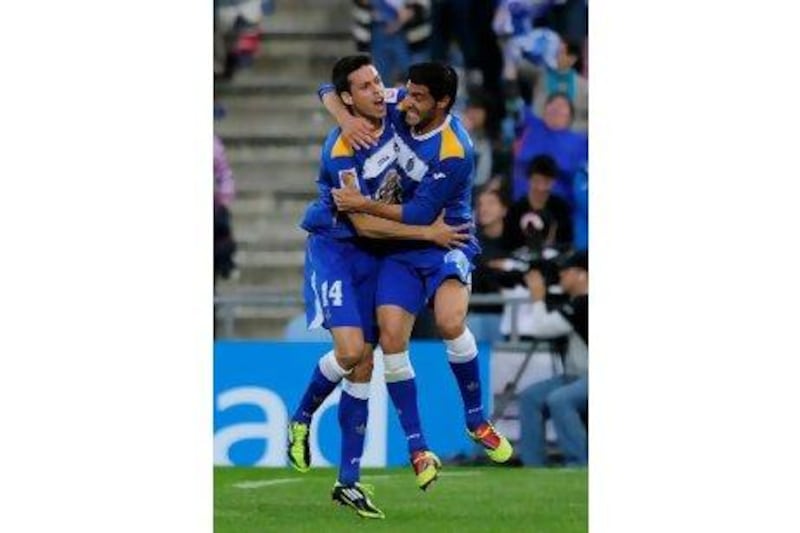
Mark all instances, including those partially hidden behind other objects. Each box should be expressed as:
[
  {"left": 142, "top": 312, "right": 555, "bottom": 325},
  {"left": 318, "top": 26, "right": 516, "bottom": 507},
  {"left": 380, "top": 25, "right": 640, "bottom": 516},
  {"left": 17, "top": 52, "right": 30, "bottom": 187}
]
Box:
[
  {"left": 292, "top": 366, "right": 339, "bottom": 424},
  {"left": 386, "top": 378, "right": 428, "bottom": 454},
  {"left": 449, "top": 357, "right": 485, "bottom": 431},
  {"left": 337, "top": 389, "right": 369, "bottom": 486}
]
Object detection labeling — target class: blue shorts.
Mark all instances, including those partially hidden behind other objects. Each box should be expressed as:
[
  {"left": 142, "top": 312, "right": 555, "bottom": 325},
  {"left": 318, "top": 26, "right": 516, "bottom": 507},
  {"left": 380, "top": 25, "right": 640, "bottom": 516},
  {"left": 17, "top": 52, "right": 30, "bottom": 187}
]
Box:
[
  {"left": 303, "top": 234, "right": 379, "bottom": 343},
  {"left": 376, "top": 247, "right": 475, "bottom": 316}
]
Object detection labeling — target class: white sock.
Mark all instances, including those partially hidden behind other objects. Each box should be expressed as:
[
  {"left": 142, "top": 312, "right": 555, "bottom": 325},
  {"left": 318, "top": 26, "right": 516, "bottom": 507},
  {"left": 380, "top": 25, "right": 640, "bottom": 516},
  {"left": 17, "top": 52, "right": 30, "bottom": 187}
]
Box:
[
  {"left": 318, "top": 350, "right": 353, "bottom": 382},
  {"left": 444, "top": 328, "right": 478, "bottom": 363},
  {"left": 383, "top": 351, "right": 415, "bottom": 383},
  {"left": 342, "top": 379, "right": 370, "bottom": 400}
]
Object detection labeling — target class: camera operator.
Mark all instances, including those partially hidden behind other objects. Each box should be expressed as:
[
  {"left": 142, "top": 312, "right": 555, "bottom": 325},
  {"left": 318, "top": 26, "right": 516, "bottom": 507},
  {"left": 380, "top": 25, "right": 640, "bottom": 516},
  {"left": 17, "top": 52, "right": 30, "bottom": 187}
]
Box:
[{"left": 516, "top": 249, "right": 588, "bottom": 467}]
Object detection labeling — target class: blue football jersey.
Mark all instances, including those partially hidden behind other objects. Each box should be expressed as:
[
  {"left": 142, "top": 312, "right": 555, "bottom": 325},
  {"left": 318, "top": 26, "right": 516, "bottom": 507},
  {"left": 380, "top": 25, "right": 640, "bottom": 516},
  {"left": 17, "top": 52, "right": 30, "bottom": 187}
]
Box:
[
  {"left": 300, "top": 122, "right": 400, "bottom": 239},
  {"left": 383, "top": 87, "right": 481, "bottom": 256}
]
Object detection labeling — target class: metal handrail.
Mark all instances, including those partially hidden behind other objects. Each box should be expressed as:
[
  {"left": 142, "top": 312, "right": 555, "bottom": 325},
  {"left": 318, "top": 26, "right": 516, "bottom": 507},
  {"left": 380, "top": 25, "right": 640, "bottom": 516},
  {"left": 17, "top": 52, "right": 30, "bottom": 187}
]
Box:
[{"left": 213, "top": 291, "right": 539, "bottom": 340}]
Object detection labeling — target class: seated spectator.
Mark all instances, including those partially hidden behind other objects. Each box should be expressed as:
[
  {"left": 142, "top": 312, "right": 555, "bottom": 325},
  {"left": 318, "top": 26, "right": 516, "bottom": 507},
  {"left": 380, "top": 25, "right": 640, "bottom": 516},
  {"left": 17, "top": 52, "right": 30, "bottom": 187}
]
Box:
[
  {"left": 503, "top": 154, "right": 573, "bottom": 253},
  {"left": 214, "top": 135, "right": 237, "bottom": 280},
  {"left": 469, "top": 188, "right": 514, "bottom": 342},
  {"left": 571, "top": 161, "right": 588, "bottom": 250},
  {"left": 511, "top": 93, "right": 588, "bottom": 202},
  {"left": 517, "top": 249, "right": 588, "bottom": 467}
]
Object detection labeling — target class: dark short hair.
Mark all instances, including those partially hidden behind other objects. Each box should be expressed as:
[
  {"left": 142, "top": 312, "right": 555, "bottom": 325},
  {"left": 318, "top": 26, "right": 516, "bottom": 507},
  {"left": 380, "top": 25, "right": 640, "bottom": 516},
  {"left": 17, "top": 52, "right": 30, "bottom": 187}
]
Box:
[
  {"left": 527, "top": 155, "right": 559, "bottom": 179},
  {"left": 332, "top": 54, "right": 374, "bottom": 97},
  {"left": 479, "top": 187, "right": 509, "bottom": 208},
  {"left": 408, "top": 62, "right": 459, "bottom": 112},
  {"left": 564, "top": 40, "right": 582, "bottom": 60}
]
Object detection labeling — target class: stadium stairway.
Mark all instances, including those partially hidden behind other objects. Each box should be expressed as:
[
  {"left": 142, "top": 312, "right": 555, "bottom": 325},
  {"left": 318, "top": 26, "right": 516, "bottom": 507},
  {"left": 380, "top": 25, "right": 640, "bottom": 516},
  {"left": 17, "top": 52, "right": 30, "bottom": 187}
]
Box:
[{"left": 214, "top": 0, "right": 355, "bottom": 338}]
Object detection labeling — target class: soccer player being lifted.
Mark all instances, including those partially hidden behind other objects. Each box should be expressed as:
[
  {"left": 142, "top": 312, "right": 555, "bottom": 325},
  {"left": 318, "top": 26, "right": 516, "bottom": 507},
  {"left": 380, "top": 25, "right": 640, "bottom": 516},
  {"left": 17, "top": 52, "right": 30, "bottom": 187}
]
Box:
[
  {"left": 287, "top": 55, "right": 469, "bottom": 519},
  {"left": 325, "top": 62, "right": 514, "bottom": 476}
]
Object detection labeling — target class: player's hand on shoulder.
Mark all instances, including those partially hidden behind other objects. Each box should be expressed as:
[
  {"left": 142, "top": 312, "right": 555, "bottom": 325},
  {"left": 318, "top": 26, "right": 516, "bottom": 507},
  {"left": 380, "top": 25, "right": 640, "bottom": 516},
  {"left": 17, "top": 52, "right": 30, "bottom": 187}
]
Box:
[
  {"left": 341, "top": 114, "right": 379, "bottom": 150},
  {"left": 427, "top": 210, "right": 471, "bottom": 249},
  {"left": 332, "top": 185, "right": 367, "bottom": 212}
]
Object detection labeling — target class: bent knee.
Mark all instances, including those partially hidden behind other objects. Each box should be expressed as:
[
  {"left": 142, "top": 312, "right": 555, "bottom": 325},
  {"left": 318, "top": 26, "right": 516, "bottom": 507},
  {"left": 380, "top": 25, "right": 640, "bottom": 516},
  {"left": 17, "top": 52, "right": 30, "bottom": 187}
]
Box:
[
  {"left": 545, "top": 389, "right": 572, "bottom": 411},
  {"left": 435, "top": 312, "right": 465, "bottom": 339},
  {"left": 335, "top": 348, "right": 364, "bottom": 370},
  {"left": 350, "top": 355, "right": 374, "bottom": 382},
  {"left": 379, "top": 330, "right": 407, "bottom": 354}
]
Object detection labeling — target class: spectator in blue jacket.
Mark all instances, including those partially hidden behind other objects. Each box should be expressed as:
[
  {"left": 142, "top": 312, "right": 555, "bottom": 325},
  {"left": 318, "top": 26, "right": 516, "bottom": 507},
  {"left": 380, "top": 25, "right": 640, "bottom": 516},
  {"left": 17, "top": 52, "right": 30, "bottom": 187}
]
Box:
[{"left": 511, "top": 92, "right": 587, "bottom": 202}]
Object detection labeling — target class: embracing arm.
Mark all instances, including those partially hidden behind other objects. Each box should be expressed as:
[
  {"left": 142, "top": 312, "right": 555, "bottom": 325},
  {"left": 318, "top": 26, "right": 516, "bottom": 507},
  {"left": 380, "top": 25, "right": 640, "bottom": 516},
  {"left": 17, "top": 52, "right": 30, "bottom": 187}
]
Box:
[
  {"left": 333, "top": 189, "right": 404, "bottom": 221},
  {"left": 348, "top": 212, "right": 469, "bottom": 249},
  {"left": 332, "top": 158, "right": 465, "bottom": 224}
]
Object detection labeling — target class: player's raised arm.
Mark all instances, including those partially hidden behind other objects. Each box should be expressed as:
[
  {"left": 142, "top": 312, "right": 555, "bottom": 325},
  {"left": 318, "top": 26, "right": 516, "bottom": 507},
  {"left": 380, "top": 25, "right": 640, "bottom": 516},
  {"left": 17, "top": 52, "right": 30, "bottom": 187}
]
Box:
[{"left": 319, "top": 83, "right": 378, "bottom": 150}]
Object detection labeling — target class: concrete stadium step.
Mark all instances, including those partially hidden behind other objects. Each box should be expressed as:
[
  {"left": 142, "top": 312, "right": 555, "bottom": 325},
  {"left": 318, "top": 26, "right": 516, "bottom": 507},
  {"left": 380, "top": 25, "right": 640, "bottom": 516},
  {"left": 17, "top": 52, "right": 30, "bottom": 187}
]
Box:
[
  {"left": 255, "top": 40, "right": 355, "bottom": 74},
  {"left": 219, "top": 101, "right": 333, "bottom": 129},
  {"left": 224, "top": 144, "right": 322, "bottom": 165},
  {"left": 231, "top": 207, "right": 306, "bottom": 225},
  {"left": 217, "top": 93, "right": 323, "bottom": 114},
  {"left": 232, "top": 214, "right": 307, "bottom": 235},
  {"left": 235, "top": 184, "right": 317, "bottom": 202},
  {"left": 232, "top": 202, "right": 310, "bottom": 228},
  {"left": 232, "top": 161, "right": 320, "bottom": 192},
  {"left": 234, "top": 181, "right": 317, "bottom": 201},
  {"left": 215, "top": 76, "right": 318, "bottom": 97},
  {"left": 235, "top": 250, "right": 305, "bottom": 286},
  {"left": 250, "top": 52, "right": 350, "bottom": 80},
  {"left": 234, "top": 184, "right": 317, "bottom": 202},
  {"left": 232, "top": 196, "right": 312, "bottom": 217},
  {"left": 262, "top": 5, "right": 350, "bottom": 34},
  {"left": 215, "top": 306, "right": 302, "bottom": 339},
  {"left": 220, "top": 133, "right": 325, "bottom": 149},
  {"left": 215, "top": 115, "right": 332, "bottom": 139},
  {"left": 260, "top": 39, "right": 352, "bottom": 58},
  {"left": 235, "top": 221, "right": 306, "bottom": 252}
]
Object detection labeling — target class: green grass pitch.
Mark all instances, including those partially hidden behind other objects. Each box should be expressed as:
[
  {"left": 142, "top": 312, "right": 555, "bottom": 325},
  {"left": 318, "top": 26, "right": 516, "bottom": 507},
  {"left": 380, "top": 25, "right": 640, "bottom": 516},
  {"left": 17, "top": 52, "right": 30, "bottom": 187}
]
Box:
[{"left": 215, "top": 466, "right": 587, "bottom": 532}]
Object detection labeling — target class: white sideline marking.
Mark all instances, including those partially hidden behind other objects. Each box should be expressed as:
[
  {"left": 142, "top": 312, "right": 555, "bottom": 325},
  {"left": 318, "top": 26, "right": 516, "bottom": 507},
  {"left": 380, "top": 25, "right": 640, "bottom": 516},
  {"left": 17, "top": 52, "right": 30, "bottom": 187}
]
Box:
[{"left": 233, "top": 478, "right": 302, "bottom": 489}]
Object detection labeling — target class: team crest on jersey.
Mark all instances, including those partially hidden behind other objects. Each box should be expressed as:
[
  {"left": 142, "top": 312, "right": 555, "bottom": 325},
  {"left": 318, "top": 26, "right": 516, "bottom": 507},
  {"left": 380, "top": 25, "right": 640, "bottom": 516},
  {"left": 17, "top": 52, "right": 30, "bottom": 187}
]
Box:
[
  {"left": 384, "top": 87, "right": 399, "bottom": 104},
  {"left": 338, "top": 168, "right": 359, "bottom": 190},
  {"left": 374, "top": 169, "right": 403, "bottom": 204}
]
